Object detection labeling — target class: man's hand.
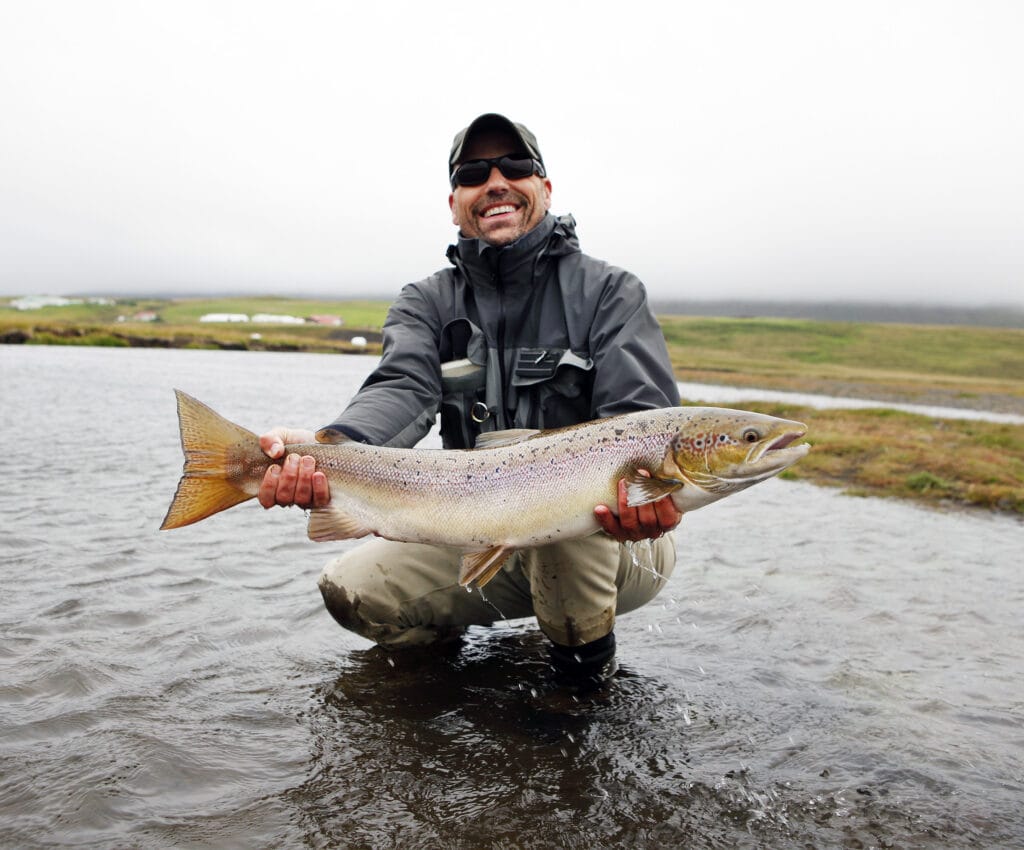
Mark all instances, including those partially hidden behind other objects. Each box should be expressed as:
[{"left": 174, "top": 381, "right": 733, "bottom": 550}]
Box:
[
  {"left": 257, "top": 427, "right": 331, "bottom": 510},
  {"left": 594, "top": 471, "right": 682, "bottom": 543}
]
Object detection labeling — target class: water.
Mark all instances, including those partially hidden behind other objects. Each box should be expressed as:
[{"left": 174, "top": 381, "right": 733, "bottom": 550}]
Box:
[
  {"left": 677, "top": 381, "right": 1024, "bottom": 425},
  {"left": 1, "top": 345, "right": 1022, "bottom": 849}
]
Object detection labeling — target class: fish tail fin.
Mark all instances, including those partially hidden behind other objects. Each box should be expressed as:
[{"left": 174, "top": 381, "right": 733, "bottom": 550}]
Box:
[{"left": 160, "top": 390, "right": 263, "bottom": 530}]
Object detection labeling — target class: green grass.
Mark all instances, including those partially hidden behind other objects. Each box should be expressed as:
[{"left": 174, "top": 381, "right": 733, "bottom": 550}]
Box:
[{"left": 658, "top": 315, "right": 1024, "bottom": 381}]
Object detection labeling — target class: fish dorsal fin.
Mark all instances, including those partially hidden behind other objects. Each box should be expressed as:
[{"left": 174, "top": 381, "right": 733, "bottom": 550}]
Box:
[
  {"left": 459, "top": 546, "right": 514, "bottom": 587},
  {"left": 315, "top": 426, "right": 353, "bottom": 444},
  {"left": 624, "top": 471, "right": 684, "bottom": 508},
  {"left": 473, "top": 429, "right": 541, "bottom": 449},
  {"left": 307, "top": 504, "right": 375, "bottom": 542}
]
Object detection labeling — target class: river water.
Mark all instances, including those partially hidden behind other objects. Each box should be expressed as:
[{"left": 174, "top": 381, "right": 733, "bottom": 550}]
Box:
[{"left": 1, "top": 345, "right": 1021, "bottom": 849}]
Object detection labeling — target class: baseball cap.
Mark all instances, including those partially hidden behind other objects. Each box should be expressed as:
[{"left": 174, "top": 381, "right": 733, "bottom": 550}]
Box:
[{"left": 448, "top": 113, "right": 544, "bottom": 172}]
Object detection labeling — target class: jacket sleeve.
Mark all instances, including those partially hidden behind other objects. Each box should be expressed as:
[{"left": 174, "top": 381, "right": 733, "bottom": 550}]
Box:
[
  {"left": 320, "top": 282, "right": 443, "bottom": 448},
  {"left": 587, "top": 269, "right": 680, "bottom": 418}
]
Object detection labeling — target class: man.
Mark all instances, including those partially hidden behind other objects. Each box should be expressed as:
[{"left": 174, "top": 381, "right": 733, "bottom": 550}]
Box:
[{"left": 259, "top": 114, "right": 681, "bottom": 687}]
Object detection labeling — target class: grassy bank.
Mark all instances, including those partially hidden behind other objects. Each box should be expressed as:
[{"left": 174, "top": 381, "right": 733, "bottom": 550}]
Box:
[
  {"left": 4, "top": 296, "right": 1023, "bottom": 515},
  {"left": 661, "top": 315, "right": 1024, "bottom": 414},
  {"left": 696, "top": 401, "right": 1024, "bottom": 515},
  {"left": 0, "top": 297, "right": 388, "bottom": 354}
]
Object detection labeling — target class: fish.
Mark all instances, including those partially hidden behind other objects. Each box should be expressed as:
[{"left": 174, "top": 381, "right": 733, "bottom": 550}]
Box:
[{"left": 162, "top": 390, "right": 810, "bottom": 587}]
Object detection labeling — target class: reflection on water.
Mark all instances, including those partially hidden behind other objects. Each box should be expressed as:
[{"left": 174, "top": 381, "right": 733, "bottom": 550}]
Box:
[{"left": 1, "top": 346, "right": 1022, "bottom": 848}]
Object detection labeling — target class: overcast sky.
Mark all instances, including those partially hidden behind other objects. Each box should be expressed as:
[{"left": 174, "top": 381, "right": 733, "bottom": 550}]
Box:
[{"left": 1, "top": 1, "right": 1021, "bottom": 306}]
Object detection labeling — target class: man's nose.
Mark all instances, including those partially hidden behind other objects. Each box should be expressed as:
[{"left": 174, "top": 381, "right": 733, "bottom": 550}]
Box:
[{"left": 483, "top": 164, "right": 511, "bottom": 191}]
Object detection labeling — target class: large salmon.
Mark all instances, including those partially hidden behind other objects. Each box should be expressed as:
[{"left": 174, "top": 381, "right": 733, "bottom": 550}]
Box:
[{"left": 162, "top": 390, "right": 809, "bottom": 586}]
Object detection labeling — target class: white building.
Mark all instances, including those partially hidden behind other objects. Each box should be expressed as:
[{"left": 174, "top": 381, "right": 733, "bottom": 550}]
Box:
[
  {"left": 10, "top": 295, "right": 82, "bottom": 310},
  {"left": 199, "top": 313, "right": 249, "bottom": 323}
]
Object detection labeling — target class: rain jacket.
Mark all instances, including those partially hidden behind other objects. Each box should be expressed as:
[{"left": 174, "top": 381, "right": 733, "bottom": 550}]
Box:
[{"left": 322, "top": 214, "right": 679, "bottom": 449}]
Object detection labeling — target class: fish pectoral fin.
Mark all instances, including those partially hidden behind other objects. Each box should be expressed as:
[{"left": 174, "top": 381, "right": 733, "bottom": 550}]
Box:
[
  {"left": 307, "top": 504, "right": 374, "bottom": 542},
  {"left": 624, "top": 471, "right": 683, "bottom": 507},
  {"left": 682, "top": 469, "right": 732, "bottom": 493},
  {"left": 472, "top": 428, "right": 541, "bottom": 449},
  {"left": 459, "top": 546, "right": 514, "bottom": 588}
]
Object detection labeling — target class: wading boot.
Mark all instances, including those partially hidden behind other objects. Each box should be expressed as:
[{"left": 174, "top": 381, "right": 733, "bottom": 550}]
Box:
[{"left": 548, "top": 631, "right": 618, "bottom": 693}]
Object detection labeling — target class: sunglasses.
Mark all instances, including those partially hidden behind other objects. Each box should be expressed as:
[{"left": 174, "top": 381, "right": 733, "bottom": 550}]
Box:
[{"left": 450, "top": 155, "right": 546, "bottom": 189}]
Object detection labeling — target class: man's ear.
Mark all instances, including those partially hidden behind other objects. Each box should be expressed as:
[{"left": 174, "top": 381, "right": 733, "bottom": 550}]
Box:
[
  {"left": 542, "top": 179, "right": 552, "bottom": 211},
  {"left": 449, "top": 193, "right": 459, "bottom": 226}
]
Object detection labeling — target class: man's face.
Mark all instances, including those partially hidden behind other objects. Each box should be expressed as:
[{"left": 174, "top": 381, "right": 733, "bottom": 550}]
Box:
[{"left": 448, "top": 129, "right": 552, "bottom": 247}]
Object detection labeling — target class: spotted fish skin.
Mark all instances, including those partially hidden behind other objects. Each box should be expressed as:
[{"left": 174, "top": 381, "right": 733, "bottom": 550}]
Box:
[{"left": 162, "top": 390, "right": 809, "bottom": 586}]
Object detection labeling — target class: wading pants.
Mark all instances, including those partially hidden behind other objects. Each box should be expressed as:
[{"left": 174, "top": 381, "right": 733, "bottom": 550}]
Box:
[{"left": 317, "top": 532, "right": 676, "bottom": 648}]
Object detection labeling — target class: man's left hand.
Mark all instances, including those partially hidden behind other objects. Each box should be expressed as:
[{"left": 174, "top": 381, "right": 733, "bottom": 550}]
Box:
[{"left": 594, "top": 473, "right": 683, "bottom": 543}]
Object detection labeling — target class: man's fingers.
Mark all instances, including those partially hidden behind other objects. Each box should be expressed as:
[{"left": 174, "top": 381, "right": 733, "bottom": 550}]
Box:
[
  {"left": 596, "top": 477, "right": 681, "bottom": 543},
  {"left": 259, "top": 429, "right": 287, "bottom": 459},
  {"left": 258, "top": 465, "right": 281, "bottom": 508},
  {"left": 654, "top": 495, "right": 682, "bottom": 530},
  {"left": 258, "top": 453, "right": 326, "bottom": 510},
  {"left": 594, "top": 504, "right": 619, "bottom": 535},
  {"left": 292, "top": 456, "right": 316, "bottom": 505},
  {"left": 274, "top": 454, "right": 300, "bottom": 506},
  {"left": 260, "top": 427, "right": 316, "bottom": 460},
  {"left": 311, "top": 471, "right": 331, "bottom": 507}
]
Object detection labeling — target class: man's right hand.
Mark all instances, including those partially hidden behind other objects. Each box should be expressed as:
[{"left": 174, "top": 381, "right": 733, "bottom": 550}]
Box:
[{"left": 257, "top": 427, "right": 331, "bottom": 510}]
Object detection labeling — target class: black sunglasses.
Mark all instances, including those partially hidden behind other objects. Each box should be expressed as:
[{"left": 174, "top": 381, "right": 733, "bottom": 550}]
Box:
[{"left": 450, "top": 155, "right": 545, "bottom": 189}]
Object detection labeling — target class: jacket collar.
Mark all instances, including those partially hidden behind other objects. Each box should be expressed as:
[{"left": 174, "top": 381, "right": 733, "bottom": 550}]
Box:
[{"left": 446, "top": 214, "right": 579, "bottom": 282}]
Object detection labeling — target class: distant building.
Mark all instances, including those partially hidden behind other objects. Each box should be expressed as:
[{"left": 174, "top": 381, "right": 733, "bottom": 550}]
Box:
[
  {"left": 10, "top": 295, "right": 82, "bottom": 310},
  {"left": 308, "top": 314, "right": 344, "bottom": 326},
  {"left": 199, "top": 313, "right": 249, "bottom": 323},
  {"left": 8, "top": 295, "right": 112, "bottom": 310},
  {"left": 251, "top": 314, "right": 305, "bottom": 325},
  {"left": 132, "top": 311, "right": 158, "bottom": 322}
]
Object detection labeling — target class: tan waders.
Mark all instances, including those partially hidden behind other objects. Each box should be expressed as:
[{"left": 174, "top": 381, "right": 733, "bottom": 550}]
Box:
[{"left": 317, "top": 532, "right": 676, "bottom": 649}]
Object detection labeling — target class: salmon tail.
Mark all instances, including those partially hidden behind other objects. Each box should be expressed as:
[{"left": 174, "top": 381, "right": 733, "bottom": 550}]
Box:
[{"left": 160, "top": 390, "right": 263, "bottom": 530}]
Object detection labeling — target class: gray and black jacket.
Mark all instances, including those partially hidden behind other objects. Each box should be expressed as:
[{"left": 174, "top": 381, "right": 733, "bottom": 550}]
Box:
[{"left": 322, "top": 214, "right": 679, "bottom": 449}]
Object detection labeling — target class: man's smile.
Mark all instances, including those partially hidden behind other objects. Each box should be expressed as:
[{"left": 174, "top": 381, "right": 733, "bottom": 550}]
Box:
[{"left": 482, "top": 204, "right": 517, "bottom": 218}]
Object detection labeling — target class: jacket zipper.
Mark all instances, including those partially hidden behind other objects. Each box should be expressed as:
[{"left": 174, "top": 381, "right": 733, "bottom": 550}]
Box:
[{"left": 494, "top": 263, "right": 509, "bottom": 429}]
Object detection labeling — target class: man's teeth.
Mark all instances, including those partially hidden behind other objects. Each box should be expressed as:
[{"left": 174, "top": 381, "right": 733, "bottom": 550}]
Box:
[{"left": 483, "top": 205, "right": 516, "bottom": 218}]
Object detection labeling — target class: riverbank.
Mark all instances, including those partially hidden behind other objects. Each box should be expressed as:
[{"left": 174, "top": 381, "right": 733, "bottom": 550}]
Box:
[
  {"left": 3, "top": 296, "right": 1022, "bottom": 515},
  {"left": 694, "top": 400, "right": 1023, "bottom": 515}
]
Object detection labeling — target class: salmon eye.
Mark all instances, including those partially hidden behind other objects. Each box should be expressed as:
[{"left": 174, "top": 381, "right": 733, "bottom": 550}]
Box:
[{"left": 743, "top": 429, "right": 759, "bottom": 443}]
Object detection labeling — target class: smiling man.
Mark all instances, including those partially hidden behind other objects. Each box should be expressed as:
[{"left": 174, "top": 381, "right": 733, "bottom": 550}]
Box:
[
  {"left": 259, "top": 113, "right": 682, "bottom": 690},
  {"left": 447, "top": 122, "right": 551, "bottom": 246}
]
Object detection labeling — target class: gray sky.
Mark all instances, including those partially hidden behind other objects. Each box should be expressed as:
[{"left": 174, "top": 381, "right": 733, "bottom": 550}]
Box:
[{"left": 2, "top": 1, "right": 1022, "bottom": 306}]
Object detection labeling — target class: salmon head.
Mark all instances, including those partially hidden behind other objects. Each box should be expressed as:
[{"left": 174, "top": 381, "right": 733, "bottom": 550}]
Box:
[{"left": 627, "top": 407, "right": 811, "bottom": 512}]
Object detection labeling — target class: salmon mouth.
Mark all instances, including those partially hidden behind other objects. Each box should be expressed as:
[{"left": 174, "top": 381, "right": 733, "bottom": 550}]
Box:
[{"left": 768, "top": 431, "right": 804, "bottom": 451}]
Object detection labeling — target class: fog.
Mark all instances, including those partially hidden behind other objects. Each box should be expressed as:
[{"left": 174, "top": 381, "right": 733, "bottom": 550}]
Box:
[{"left": 2, "top": 1, "right": 1021, "bottom": 307}]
